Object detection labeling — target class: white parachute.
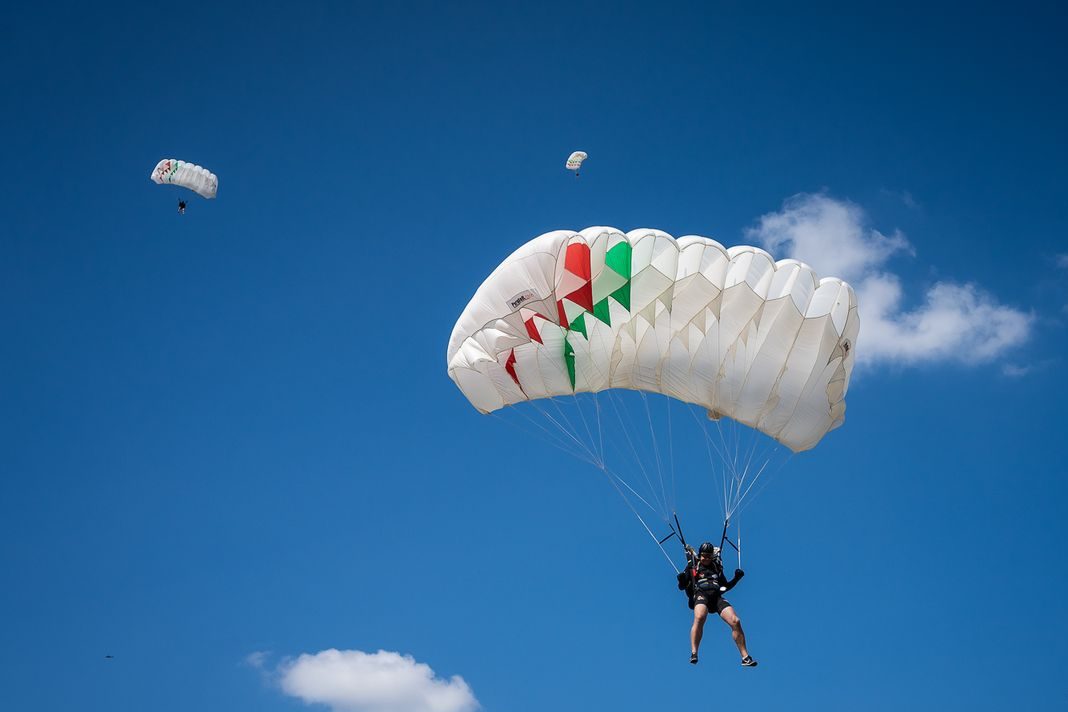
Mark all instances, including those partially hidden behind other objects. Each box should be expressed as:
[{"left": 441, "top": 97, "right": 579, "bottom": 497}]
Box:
[
  {"left": 150, "top": 159, "right": 218, "bottom": 199},
  {"left": 565, "top": 151, "right": 588, "bottom": 173},
  {"left": 448, "top": 227, "right": 857, "bottom": 451},
  {"left": 447, "top": 227, "right": 859, "bottom": 566}
]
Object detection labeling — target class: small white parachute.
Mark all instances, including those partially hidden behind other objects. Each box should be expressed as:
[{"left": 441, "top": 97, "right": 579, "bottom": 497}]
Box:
[
  {"left": 150, "top": 159, "right": 218, "bottom": 199},
  {"left": 565, "top": 151, "right": 588, "bottom": 174}
]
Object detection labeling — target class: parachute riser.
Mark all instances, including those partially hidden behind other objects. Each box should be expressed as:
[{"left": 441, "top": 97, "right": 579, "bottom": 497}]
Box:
[
  {"left": 658, "top": 512, "right": 691, "bottom": 556},
  {"left": 718, "top": 517, "right": 742, "bottom": 570}
]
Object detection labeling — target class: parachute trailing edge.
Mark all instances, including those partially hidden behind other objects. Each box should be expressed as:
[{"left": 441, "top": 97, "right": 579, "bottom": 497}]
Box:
[
  {"left": 150, "top": 159, "right": 218, "bottom": 199},
  {"left": 446, "top": 227, "right": 860, "bottom": 453}
]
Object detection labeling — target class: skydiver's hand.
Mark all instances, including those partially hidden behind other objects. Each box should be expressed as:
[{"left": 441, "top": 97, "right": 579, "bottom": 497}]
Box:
[{"left": 734, "top": 568, "right": 745, "bottom": 579}]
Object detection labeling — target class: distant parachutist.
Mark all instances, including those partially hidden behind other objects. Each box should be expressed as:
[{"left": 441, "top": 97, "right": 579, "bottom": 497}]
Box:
[
  {"left": 150, "top": 158, "right": 218, "bottom": 213},
  {"left": 566, "top": 150, "right": 587, "bottom": 177}
]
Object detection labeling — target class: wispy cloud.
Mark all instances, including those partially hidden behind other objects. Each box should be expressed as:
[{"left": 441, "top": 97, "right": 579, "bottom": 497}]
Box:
[
  {"left": 879, "top": 188, "right": 920, "bottom": 210},
  {"left": 1056, "top": 253, "right": 1068, "bottom": 269},
  {"left": 747, "top": 193, "right": 1033, "bottom": 367},
  {"left": 1002, "top": 363, "right": 1032, "bottom": 377},
  {"left": 246, "top": 651, "right": 269, "bottom": 669},
  {"left": 274, "top": 649, "right": 479, "bottom": 712}
]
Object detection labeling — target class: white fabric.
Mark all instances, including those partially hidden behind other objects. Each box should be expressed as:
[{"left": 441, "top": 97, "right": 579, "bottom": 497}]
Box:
[{"left": 447, "top": 227, "right": 859, "bottom": 453}]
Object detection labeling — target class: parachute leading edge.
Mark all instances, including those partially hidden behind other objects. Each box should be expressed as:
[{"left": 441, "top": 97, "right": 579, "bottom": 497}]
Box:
[{"left": 446, "top": 227, "right": 860, "bottom": 453}]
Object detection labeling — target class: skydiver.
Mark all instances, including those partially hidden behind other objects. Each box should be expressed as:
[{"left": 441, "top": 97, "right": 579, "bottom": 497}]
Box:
[
  {"left": 177, "top": 200, "right": 186, "bottom": 215},
  {"left": 677, "top": 541, "right": 756, "bottom": 667}
]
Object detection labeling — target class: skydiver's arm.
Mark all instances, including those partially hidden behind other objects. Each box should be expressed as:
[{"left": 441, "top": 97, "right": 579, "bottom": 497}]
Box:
[
  {"left": 721, "top": 568, "right": 745, "bottom": 592},
  {"left": 677, "top": 547, "right": 697, "bottom": 590}
]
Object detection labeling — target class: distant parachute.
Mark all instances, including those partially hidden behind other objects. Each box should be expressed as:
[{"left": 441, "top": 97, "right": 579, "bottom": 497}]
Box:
[
  {"left": 150, "top": 159, "right": 218, "bottom": 199},
  {"left": 565, "top": 151, "right": 588, "bottom": 175}
]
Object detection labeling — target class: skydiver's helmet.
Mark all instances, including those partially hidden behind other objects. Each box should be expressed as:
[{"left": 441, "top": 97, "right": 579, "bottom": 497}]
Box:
[{"left": 698, "top": 542, "right": 721, "bottom": 562}]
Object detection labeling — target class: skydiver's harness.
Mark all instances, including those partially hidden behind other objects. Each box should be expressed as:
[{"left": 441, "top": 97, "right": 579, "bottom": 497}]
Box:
[{"left": 664, "top": 513, "right": 739, "bottom": 608}]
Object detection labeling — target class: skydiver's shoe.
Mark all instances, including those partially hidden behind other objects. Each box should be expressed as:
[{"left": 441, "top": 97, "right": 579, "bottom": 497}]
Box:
[
  {"left": 741, "top": 655, "right": 758, "bottom": 667},
  {"left": 690, "top": 653, "right": 699, "bottom": 665}
]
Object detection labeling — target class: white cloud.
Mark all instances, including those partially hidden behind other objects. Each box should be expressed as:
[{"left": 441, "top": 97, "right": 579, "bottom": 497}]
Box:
[
  {"left": 246, "top": 651, "right": 269, "bottom": 669},
  {"left": 879, "top": 188, "right": 920, "bottom": 210},
  {"left": 1056, "top": 253, "right": 1068, "bottom": 269},
  {"left": 746, "top": 193, "right": 1033, "bottom": 366},
  {"left": 858, "top": 277, "right": 1033, "bottom": 364},
  {"left": 747, "top": 193, "right": 912, "bottom": 284},
  {"left": 277, "top": 649, "right": 479, "bottom": 712}
]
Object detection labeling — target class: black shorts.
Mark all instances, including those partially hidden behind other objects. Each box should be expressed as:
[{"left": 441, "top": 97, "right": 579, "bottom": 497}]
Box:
[{"left": 694, "top": 591, "right": 731, "bottom": 614}]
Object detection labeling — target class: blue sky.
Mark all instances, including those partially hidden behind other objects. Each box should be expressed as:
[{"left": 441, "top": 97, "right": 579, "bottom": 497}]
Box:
[{"left": 3, "top": 2, "right": 1068, "bottom": 710}]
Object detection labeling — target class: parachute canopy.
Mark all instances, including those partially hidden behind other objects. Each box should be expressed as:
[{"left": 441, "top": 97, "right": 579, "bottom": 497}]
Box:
[
  {"left": 447, "top": 227, "right": 859, "bottom": 453},
  {"left": 150, "top": 159, "right": 218, "bottom": 199},
  {"left": 565, "top": 151, "right": 588, "bottom": 172}
]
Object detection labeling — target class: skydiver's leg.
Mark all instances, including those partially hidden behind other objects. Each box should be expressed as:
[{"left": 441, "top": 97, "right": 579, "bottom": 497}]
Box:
[
  {"left": 691, "top": 602, "right": 709, "bottom": 659},
  {"left": 719, "top": 605, "right": 750, "bottom": 660}
]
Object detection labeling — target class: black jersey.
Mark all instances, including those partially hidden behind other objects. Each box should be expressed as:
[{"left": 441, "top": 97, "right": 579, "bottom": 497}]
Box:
[{"left": 693, "top": 558, "right": 726, "bottom": 593}]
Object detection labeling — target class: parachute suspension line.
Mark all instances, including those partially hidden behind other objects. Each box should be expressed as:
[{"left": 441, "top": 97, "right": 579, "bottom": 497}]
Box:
[
  {"left": 494, "top": 407, "right": 600, "bottom": 468},
  {"left": 598, "top": 463, "right": 679, "bottom": 571},
  {"left": 729, "top": 419, "right": 792, "bottom": 518},
  {"left": 686, "top": 401, "right": 792, "bottom": 523},
  {"left": 538, "top": 401, "right": 606, "bottom": 467},
  {"left": 543, "top": 396, "right": 594, "bottom": 456},
  {"left": 731, "top": 418, "right": 745, "bottom": 495},
  {"left": 563, "top": 396, "right": 679, "bottom": 528},
  {"left": 528, "top": 400, "right": 602, "bottom": 467},
  {"left": 728, "top": 428, "right": 764, "bottom": 517},
  {"left": 592, "top": 393, "right": 607, "bottom": 470},
  {"left": 514, "top": 336, "right": 607, "bottom": 465},
  {"left": 555, "top": 354, "right": 670, "bottom": 563},
  {"left": 572, "top": 339, "right": 615, "bottom": 459},
  {"left": 497, "top": 401, "right": 676, "bottom": 571},
  {"left": 728, "top": 458, "right": 767, "bottom": 520},
  {"left": 639, "top": 392, "right": 672, "bottom": 521},
  {"left": 552, "top": 401, "right": 676, "bottom": 524},
  {"left": 710, "top": 409, "right": 785, "bottom": 519},
  {"left": 667, "top": 396, "right": 678, "bottom": 518},
  {"left": 719, "top": 417, "right": 746, "bottom": 522},
  {"left": 731, "top": 438, "right": 781, "bottom": 516},
  {"left": 606, "top": 391, "right": 670, "bottom": 519},
  {"left": 565, "top": 394, "right": 605, "bottom": 467},
  {"left": 580, "top": 394, "right": 679, "bottom": 571},
  {"left": 547, "top": 395, "right": 610, "bottom": 468},
  {"left": 496, "top": 403, "right": 679, "bottom": 555},
  {"left": 687, "top": 405, "right": 729, "bottom": 521},
  {"left": 732, "top": 451, "right": 795, "bottom": 520},
  {"left": 602, "top": 466, "right": 669, "bottom": 516},
  {"left": 714, "top": 415, "right": 741, "bottom": 493},
  {"left": 523, "top": 394, "right": 676, "bottom": 523}
]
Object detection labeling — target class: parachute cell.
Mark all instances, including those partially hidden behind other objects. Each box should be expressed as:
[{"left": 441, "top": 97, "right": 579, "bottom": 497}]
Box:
[
  {"left": 446, "top": 227, "right": 859, "bottom": 453},
  {"left": 150, "top": 159, "right": 218, "bottom": 199}
]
